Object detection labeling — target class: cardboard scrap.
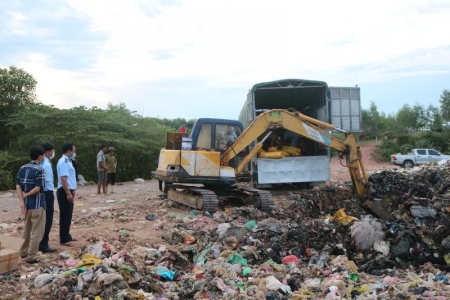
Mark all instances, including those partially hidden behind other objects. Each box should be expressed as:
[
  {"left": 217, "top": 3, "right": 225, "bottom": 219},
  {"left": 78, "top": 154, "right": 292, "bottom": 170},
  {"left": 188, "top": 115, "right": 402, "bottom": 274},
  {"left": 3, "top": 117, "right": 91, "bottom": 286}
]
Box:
[{"left": 0, "top": 235, "right": 24, "bottom": 275}]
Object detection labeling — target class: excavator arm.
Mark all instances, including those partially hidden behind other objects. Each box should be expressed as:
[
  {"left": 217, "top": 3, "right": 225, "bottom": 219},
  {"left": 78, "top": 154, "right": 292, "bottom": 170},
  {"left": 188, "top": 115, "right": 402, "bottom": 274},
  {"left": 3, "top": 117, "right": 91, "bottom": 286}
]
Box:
[{"left": 221, "top": 109, "right": 371, "bottom": 200}]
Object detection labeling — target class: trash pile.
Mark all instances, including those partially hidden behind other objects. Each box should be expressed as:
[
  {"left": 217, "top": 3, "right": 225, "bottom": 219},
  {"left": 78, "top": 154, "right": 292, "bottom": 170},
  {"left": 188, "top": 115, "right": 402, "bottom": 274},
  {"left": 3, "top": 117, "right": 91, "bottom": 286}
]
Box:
[{"left": 2, "top": 164, "right": 450, "bottom": 299}]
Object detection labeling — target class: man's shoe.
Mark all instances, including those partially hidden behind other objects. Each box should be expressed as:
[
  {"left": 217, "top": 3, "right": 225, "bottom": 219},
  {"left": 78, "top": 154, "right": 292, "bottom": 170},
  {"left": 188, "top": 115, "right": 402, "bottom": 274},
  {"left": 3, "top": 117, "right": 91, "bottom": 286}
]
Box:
[
  {"left": 25, "top": 258, "right": 40, "bottom": 264},
  {"left": 40, "top": 247, "right": 57, "bottom": 253}
]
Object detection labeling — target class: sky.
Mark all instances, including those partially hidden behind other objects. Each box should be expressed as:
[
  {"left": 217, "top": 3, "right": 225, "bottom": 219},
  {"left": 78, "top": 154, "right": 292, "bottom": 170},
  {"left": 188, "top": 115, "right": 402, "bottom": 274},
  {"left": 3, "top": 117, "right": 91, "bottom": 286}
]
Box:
[{"left": 1, "top": 0, "right": 449, "bottom": 120}]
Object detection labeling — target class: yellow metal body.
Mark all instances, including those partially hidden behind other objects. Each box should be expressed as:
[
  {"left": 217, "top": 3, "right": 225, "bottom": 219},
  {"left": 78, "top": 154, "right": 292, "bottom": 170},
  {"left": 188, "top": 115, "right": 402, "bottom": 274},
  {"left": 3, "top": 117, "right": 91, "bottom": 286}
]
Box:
[{"left": 221, "top": 109, "right": 370, "bottom": 199}]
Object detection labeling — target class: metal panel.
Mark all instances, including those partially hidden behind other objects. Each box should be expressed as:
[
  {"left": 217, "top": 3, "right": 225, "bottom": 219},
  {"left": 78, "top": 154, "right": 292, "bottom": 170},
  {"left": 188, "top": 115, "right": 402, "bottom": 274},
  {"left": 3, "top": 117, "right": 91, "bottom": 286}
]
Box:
[
  {"left": 330, "top": 87, "right": 362, "bottom": 132},
  {"left": 257, "top": 156, "right": 330, "bottom": 184}
]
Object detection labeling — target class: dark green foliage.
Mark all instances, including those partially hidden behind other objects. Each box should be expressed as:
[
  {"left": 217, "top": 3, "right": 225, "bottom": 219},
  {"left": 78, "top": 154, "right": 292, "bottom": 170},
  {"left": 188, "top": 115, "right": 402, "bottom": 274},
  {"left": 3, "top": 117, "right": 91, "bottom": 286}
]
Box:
[
  {"left": 378, "top": 139, "right": 400, "bottom": 161},
  {"left": 3, "top": 103, "right": 172, "bottom": 186},
  {"left": 399, "top": 144, "right": 414, "bottom": 154}
]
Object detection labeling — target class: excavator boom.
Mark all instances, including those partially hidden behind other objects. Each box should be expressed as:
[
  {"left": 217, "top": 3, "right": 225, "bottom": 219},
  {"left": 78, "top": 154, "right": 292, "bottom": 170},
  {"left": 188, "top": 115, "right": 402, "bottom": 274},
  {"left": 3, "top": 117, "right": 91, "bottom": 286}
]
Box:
[{"left": 221, "top": 109, "right": 370, "bottom": 201}]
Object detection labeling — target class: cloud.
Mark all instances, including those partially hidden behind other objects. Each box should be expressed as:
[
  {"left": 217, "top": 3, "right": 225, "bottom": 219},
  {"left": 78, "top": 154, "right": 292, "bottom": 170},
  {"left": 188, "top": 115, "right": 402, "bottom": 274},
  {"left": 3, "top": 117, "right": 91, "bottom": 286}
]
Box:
[{"left": 0, "top": 0, "right": 449, "bottom": 119}]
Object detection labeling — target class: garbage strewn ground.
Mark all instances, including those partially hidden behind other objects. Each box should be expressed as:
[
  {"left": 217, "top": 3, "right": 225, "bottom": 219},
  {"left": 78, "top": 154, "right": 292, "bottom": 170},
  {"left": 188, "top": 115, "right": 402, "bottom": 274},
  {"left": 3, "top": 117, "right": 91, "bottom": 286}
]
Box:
[{"left": 2, "top": 155, "right": 450, "bottom": 299}]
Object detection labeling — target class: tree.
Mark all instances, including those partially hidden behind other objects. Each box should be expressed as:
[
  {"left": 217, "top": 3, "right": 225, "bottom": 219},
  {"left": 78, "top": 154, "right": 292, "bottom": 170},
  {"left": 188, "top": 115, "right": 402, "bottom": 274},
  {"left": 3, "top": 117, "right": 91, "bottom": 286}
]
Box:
[
  {"left": 426, "top": 104, "right": 443, "bottom": 131},
  {"left": 361, "top": 101, "right": 385, "bottom": 137},
  {"left": 0, "top": 66, "right": 38, "bottom": 149},
  {"left": 396, "top": 104, "right": 417, "bottom": 133},
  {"left": 439, "top": 89, "right": 450, "bottom": 122}
]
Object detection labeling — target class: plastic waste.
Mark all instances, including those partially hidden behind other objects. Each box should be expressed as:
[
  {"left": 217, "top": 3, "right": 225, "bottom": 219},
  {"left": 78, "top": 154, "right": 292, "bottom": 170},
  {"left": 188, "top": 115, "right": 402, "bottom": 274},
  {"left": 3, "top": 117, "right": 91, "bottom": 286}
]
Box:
[
  {"left": 59, "top": 250, "right": 72, "bottom": 259},
  {"left": 304, "top": 278, "right": 321, "bottom": 288},
  {"left": 282, "top": 255, "right": 300, "bottom": 266},
  {"left": 383, "top": 276, "right": 396, "bottom": 285},
  {"left": 242, "top": 267, "right": 252, "bottom": 275},
  {"left": 317, "top": 252, "right": 330, "bottom": 268},
  {"left": 349, "top": 272, "right": 358, "bottom": 282},
  {"left": 66, "top": 258, "right": 77, "bottom": 267},
  {"left": 436, "top": 274, "right": 449, "bottom": 282},
  {"left": 260, "top": 275, "right": 283, "bottom": 290},
  {"left": 410, "top": 205, "right": 437, "bottom": 218},
  {"left": 77, "top": 268, "right": 94, "bottom": 291},
  {"left": 86, "top": 241, "right": 104, "bottom": 258},
  {"left": 34, "top": 274, "right": 55, "bottom": 288},
  {"left": 217, "top": 223, "right": 231, "bottom": 237},
  {"left": 227, "top": 253, "right": 248, "bottom": 267},
  {"left": 245, "top": 220, "right": 256, "bottom": 230},
  {"left": 154, "top": 265, "right": 176, "bottom": 281}
]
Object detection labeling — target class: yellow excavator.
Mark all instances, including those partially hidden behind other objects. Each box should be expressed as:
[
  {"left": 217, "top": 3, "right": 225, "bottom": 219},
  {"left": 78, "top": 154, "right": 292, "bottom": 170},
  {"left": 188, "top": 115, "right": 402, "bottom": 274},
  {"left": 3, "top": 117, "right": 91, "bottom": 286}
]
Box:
[{"left": 157, "top": 109, "right": 372, "bottom": 214}]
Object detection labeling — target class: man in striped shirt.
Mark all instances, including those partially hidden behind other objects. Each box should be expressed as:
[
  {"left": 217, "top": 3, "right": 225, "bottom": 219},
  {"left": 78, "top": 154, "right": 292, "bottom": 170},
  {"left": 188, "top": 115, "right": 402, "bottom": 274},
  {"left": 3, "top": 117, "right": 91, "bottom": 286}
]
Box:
[{"left": 16, "top": 146, "right": 47, "bottom": 264}]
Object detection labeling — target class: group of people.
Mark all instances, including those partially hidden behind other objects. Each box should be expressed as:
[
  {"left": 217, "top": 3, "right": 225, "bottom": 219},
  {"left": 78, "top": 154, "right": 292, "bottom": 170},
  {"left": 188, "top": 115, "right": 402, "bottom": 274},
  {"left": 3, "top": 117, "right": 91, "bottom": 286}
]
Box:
[
  {"left": 97, "top": 145, "right": 117, "bottom": 195},
  {"left": 16, "top": 143, "right": 77, "bottom": 264},
  {"left": 15, "top": 143, "right": 118, "bottom": 264}
]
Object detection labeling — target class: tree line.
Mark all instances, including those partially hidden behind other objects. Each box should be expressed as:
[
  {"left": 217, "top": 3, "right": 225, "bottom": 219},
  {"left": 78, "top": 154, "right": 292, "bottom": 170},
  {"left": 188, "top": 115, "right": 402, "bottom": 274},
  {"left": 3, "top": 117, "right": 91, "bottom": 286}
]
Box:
[
  {"left": 361, "top": 90, "right": 450, "bottom": 161},
  {"left": 0, "top": 66, "right": 194, "bottom": 190},
  {"left": 1, "top": 66, "right": 449, "bottom": 189}
]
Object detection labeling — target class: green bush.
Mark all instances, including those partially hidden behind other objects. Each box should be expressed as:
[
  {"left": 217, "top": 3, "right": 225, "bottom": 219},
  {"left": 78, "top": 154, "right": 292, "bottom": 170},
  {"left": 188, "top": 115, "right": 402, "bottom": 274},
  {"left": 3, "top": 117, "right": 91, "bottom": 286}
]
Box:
[
  {"left": 0, "top": 151, "right": 15, "bottom": 190},
  {"left": 416, "top": 139, "right": 435, "bottom": 150},
  {"left": 399, "top": 144, "right": 414, "bottom": 154},
  {"left": 378, "top": 139, "right": 401, "bottom": 162}
]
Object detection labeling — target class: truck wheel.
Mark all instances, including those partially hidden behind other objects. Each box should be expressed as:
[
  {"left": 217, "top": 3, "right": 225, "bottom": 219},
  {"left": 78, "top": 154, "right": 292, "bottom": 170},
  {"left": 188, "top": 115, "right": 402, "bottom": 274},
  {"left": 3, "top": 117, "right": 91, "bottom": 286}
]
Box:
[{"left": 402, "top": 160, "right": 414, "bottom": 168}]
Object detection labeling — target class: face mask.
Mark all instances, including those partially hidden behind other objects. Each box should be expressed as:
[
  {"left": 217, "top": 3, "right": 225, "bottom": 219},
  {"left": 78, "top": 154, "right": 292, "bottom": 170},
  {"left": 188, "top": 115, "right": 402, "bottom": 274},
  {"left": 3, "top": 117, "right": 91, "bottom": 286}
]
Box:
[
  {"left": 70, "top": 153, "right": 77, "bottom": 159},
  {"left": 50, "top": 152, "right": 55, "bottom": 160},
  {"left": 40, "top": 159, "right": 45, "bottom": 165}
]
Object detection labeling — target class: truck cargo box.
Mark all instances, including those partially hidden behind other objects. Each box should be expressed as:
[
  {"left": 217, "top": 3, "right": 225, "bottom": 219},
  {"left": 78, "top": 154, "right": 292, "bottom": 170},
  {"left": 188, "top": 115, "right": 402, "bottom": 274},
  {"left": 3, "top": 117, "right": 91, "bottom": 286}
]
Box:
[{"left": 238, "top": 79, "right": 361, "bottom": 186}]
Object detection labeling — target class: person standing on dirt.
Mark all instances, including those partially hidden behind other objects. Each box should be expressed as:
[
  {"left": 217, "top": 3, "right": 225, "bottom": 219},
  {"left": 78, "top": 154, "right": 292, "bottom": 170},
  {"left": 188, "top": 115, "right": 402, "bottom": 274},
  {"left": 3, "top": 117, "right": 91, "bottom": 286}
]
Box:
[
  {"left": 38, "top": 142, "right": 57, "bottom": 253},
  {"left": 96, "top": 144, "right": 109, "bottom": 195},
  {"left": 16, "top": 146, "right": 46, "bottom": 264},
  {"left": 57, "top": 143, "right": 77, "bottom": 246},
  {"left": 105, "top": 147, "right": 117, "bottom": 194}
]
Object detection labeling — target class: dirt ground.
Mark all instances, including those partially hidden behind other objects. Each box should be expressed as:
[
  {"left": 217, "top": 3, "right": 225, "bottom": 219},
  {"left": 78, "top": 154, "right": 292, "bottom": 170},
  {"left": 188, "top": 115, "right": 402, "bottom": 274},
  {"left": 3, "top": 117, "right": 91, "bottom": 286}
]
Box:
[{"left": 0, "top": 144, "right": 390, "bottom": 254}]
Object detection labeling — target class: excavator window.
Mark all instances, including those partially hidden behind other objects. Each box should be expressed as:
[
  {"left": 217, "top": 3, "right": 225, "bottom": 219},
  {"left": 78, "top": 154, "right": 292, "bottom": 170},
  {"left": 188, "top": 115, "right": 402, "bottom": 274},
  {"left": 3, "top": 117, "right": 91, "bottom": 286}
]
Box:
[
  {"left": 215, "top": 124, "right": 241, "bottom": 150},
  {"left": 196, "top": 123, "right": 212, "bottom": 150}
]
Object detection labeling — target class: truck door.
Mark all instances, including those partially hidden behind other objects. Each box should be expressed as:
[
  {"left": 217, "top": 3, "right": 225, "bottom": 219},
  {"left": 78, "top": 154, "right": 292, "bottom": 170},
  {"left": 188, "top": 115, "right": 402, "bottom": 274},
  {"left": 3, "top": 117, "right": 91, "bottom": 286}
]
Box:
[
  {"left": 330, "top": 87, "right": 362, "bottom": 132},
  {"left": 427, "top": 149, "right": 443, "bottom": 163},
  {"left": 415, "top": 149, "right": 427, "bottom": 165}
]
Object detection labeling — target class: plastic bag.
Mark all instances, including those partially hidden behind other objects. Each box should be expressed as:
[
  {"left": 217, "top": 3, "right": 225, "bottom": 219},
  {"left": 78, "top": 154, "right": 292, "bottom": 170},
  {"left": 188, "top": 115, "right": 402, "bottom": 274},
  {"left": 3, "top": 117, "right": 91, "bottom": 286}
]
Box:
[
  {"left": 86, "top": 241, "right": 104, "bottom": 257},
  {"left": 77, "top": 268, "right": 94, "bottom": 291},
  {"left": 227, "top": 253, "right": 248, "bottom": 267},
  {"left": 154, "top": 265, "right": 176, "bottom": 281},
  {"left": 245, "top": 220, "right": 257, "bottom": 230},
  {"left": 34, "top": 274, "right": 54, "bottom": 288},
  {"left": 282, "top": 255, "right": 300, "bottom": 266}
]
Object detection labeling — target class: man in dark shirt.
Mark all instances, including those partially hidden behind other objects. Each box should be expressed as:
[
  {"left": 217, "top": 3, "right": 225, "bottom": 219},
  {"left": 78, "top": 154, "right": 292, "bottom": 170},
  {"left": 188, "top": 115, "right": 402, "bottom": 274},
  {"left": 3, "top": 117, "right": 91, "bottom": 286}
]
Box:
[{"left": 16, "top": 146, "right": 46, "bottom": 264}]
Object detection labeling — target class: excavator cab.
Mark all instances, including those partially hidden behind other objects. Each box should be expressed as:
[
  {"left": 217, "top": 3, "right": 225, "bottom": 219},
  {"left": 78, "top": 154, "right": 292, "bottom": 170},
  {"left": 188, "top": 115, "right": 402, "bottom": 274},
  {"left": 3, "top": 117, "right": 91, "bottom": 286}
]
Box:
[{"left": 189, "top": 118, "right": 244, "bottom": 152}]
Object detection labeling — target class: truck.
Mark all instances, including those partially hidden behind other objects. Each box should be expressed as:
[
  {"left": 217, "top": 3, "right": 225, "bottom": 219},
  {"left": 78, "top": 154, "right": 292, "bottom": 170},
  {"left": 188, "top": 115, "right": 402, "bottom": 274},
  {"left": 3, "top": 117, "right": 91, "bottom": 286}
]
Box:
[
  {"left": 391, "top": 149, "right": 450, "bottom": 168},
  {"left": 239, "top": 79, "right": 361, "bottom": 187},
  {"left": 157, "top": 109, "right": 376, "bottom": 215}
]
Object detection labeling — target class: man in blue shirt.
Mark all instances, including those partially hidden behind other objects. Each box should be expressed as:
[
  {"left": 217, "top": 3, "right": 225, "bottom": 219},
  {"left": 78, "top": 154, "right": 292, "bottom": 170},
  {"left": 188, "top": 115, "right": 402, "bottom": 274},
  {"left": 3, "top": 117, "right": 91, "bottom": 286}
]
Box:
[
  {"left": 38, "top": 142, "right": 57, "bottom": 253},
  {"left": 57, "top": 143, "right": 77, "bottom": 246},
  {"left": 16, "top": 146, "right": 46, "bottom": 264}
]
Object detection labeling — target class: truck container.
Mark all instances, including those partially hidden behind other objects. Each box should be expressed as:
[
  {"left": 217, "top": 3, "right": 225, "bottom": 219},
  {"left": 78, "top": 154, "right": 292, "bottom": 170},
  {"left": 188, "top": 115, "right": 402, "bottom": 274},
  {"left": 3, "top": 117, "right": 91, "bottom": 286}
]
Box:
[{"left": 238, "top": 78, "right": 361, "bottom": 187}]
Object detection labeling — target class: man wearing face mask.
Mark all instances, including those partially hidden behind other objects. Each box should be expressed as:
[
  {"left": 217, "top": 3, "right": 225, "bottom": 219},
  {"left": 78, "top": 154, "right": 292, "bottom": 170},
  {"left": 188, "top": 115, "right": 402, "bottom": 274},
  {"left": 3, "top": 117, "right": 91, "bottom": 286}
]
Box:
[
  {"left": 57, "top": 143, "right": 77, "bottom": 246},
  {"left": 16, "top": 146, "right": 46, "bottom": 264},
  {"left": 38, "top": 142, "right": 57, "bottom": 253}
]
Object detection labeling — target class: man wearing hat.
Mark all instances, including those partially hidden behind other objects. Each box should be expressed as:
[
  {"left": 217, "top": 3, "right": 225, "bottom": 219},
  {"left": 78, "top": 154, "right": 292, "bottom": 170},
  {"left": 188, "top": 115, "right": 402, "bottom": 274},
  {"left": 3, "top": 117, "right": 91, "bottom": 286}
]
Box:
[{"left": 105, "top": 147, "right": 117, "bottom": 194}]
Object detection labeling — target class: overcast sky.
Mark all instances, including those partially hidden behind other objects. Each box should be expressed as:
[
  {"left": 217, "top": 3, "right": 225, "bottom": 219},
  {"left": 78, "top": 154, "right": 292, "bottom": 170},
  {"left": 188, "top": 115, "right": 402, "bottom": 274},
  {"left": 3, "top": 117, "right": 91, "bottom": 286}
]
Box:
[{"left": 1, "top": 0, "right": 449, "bottom": 120}]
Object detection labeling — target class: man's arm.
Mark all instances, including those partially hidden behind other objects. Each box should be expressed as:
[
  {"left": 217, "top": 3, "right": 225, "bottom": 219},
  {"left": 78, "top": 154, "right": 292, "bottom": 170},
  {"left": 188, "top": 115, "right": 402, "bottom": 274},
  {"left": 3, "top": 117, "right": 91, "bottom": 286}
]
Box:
[
  {"left": 61, "top": 176, "right": 74, "bottom": 202},
  {"left": 16, "top": 184, "right": 26, "bottom": 215}
]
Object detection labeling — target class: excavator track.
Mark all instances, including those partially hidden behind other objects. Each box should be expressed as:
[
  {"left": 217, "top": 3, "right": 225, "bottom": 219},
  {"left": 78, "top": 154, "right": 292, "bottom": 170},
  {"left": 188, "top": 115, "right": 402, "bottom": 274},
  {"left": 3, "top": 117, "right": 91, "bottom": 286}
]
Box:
[
  {"left": 166, "top": 185, "right": 219, "bottom": 213},
  {"left": 237, "top": 186, "right": 274, "bottom": 212},
  {"left": 189, "top": 188, "right": 219, "bottom": 213}
]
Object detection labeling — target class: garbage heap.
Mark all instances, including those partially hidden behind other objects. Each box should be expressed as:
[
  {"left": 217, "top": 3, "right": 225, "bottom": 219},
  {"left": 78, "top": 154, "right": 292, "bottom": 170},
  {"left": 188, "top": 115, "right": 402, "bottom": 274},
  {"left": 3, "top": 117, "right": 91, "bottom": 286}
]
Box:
[{"left": 2, "top": 164, "right": 450, "bottom": 299}]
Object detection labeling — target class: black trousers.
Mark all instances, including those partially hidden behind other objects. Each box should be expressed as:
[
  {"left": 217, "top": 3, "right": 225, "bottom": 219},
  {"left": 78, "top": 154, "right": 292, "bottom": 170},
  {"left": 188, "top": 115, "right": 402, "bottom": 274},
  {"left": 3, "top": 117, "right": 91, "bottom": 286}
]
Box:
[
  {"left": 57, "top": 188, "right": 74, "bottom": 244},
  {"left": 39, "top": 190, "right": 54, "bottom": 249},
  {"left": 107, "top": 173, "right": 116, "bottom": 185}
]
